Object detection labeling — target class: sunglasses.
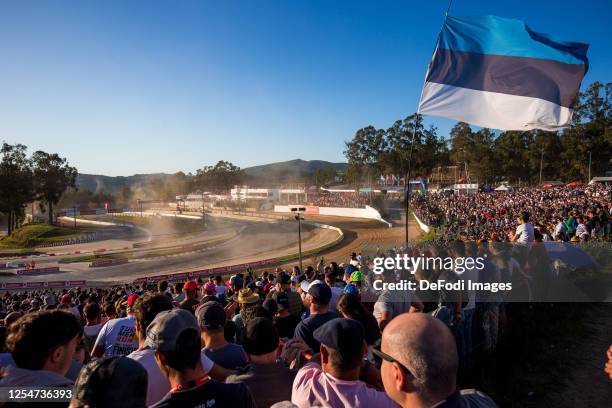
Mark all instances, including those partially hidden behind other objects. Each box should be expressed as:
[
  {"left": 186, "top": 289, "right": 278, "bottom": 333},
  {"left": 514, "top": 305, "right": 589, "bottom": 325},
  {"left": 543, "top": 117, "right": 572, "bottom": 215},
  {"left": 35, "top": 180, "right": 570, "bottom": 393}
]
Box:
[{"left": 372, "top": 348, "right": 412, "bottom": 376}]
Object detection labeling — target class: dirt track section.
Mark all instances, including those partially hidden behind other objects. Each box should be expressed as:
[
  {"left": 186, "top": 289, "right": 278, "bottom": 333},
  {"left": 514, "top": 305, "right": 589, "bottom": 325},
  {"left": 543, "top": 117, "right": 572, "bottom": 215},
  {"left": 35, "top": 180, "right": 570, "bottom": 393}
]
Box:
[{"left": 275, "top": 215, "right": 422, "bottom": 269}]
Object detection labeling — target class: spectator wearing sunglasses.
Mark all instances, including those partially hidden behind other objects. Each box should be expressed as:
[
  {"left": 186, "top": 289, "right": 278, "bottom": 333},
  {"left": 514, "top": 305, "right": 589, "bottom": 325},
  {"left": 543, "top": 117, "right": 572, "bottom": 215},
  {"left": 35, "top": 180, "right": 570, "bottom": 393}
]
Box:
[{"left": 377, "top": 313, "right": 496, "bottom": 408}]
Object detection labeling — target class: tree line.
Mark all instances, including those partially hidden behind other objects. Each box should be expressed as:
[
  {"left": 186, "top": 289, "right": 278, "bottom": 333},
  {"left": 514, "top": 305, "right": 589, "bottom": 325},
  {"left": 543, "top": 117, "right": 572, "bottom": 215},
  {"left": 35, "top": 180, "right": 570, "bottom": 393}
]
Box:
[
  {"left": 0, "top": 143, "right": 77, "bottom": 234},
  {"left": 344, "top": 81, "right": 611, "bottom": 185}
]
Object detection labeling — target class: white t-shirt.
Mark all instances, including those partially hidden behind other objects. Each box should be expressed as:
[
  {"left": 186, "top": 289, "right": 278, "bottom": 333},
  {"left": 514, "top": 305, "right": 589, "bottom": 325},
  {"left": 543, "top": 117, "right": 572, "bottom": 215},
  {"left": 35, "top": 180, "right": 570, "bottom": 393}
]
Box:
[
  {"left": 93, "top": 316, "right": 138, "bottom": 357},
  {"left": 127, "top": 348, "right": 215, "bottom": 407},
  {"left": 514, "top": 223, "right": 534, "bottom": 244}
]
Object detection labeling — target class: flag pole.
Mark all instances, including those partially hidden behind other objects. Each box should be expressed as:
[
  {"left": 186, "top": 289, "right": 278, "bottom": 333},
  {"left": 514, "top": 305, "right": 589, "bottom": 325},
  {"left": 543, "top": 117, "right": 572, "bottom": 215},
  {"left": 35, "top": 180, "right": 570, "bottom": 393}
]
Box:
[{"left": 405, "top": 0, "right": 454, "bottom": 247}]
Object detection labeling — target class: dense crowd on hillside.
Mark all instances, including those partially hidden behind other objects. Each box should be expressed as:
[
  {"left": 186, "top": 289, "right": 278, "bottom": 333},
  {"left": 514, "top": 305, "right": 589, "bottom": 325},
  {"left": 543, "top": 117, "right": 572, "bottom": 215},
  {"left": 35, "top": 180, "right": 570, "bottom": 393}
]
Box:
[
  {"left": 411, "top": 184, "right": 612, "bottom": 242},
  {"left": 0, "top": 246, "right": 521, "bottom": 408},
  {"left": 307, "top": 192, "right": 371, "bottom": 208}
]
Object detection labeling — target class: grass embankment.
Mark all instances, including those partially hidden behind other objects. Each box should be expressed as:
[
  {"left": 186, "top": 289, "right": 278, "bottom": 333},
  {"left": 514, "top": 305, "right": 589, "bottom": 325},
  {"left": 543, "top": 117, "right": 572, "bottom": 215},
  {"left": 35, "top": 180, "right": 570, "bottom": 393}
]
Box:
[{"left": 0, "top": 223, "right": 91, "bottom": 249}]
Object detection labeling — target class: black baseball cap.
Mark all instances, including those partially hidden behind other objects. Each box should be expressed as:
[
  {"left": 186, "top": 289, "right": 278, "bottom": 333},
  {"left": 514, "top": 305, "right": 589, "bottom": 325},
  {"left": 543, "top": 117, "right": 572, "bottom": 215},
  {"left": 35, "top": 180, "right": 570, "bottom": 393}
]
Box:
[
  {"left": 278, "top": 272, "right": 291, "bottom": 285},
  {"left": 273, "top": 291, "right": 290, "bottom": 310},
  {"left": 314, "top": 318, "right": 365, "bottom": 355},
  {"left": 243, "top": 317, "right": 279, "bottom": 356},
  {"left": 73, "top": 356, "right": 148, "bottom": 408},
  {"left": 195, "top": 301, "right": 226, "bottom": 330},
  {"left": 308, "top": 281, "right": 331, "bottom": 304}
]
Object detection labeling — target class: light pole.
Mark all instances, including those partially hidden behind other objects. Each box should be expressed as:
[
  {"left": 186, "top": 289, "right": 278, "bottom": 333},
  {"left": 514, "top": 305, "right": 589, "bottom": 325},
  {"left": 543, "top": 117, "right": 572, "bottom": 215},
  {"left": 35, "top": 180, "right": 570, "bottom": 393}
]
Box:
[
  {"left": 201, "top": 191, "right": 206, "bottom": 228},
  {"left": 291, "top": 206, "right": 305, "bottom": 272},
  {"left": 72, "top": 205, "right": 77, "bottom": 230},
  {"left": 588, "top": 151, "right": 592, "bottom": 183}
]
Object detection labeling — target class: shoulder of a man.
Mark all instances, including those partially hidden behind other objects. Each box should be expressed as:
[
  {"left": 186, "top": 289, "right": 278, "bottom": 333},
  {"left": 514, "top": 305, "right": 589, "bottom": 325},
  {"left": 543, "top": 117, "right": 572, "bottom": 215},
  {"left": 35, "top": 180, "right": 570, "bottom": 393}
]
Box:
[{"left": 460, "top": 389, "right": 498, "bottom": 408}]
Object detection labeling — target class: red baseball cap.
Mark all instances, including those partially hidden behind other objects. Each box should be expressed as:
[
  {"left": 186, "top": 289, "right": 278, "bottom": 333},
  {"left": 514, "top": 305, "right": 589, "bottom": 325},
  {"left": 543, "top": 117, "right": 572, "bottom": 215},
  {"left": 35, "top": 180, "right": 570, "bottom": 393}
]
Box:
[
  {"left": 60, "top": 294, "right": 72, "bottom": 304},
  {"left": 127, "top": 294, "right": 139, "bottom": 307},
  {"left": 183, "top": 281, "right": 198, "bottom": 291}
]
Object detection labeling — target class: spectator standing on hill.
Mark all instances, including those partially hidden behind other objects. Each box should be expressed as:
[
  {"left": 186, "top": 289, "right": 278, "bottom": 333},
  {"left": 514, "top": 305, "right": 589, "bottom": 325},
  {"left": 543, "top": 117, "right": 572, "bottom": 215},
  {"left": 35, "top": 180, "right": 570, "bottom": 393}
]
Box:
[
  {"left": 179, "top": 281, "right": 199, "bottom": 314},
  {"left": 92, "top": 294, "right": 138, "bottom": 358},
  {"left": 146, "top": 309, "right": 256, "bottom": 408},
  {"left": 293, "top": 281, "right": 338, "bottom": 352},
  {"left": 197, "top": 301, "right": 247, "bottom": 370},
  {"left": 0, "top": 310, "right": 82, "bottom": 392},
  {"left": 291, "top": 318, "right": 398, "bottom": 408},
  {"left": 377, "top": 313, "right": 496, "bottom": 408},
  {"left": 272, "top": 292, "right": 300, "bottom": 339},
  {"left": 511, "top": 211, "right": 535, "bottom": 244},
  {"left": 82, "top": 302, "right": 103, "bottom": 352},
  {"left": 69, "top": 356, "right": 148, "bottom": 408},
  {"left": 227, "top": 317, "right": 296, "bottom": 407}
]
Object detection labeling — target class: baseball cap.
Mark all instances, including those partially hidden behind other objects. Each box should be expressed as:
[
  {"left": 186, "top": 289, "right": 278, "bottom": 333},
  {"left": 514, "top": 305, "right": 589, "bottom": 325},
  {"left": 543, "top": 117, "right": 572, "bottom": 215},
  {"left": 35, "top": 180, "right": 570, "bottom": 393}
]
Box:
[
  {"left": 195, "top": 301, "right": 226, "bottom": 330},
  {"left": 203, "top": 281, "right": 216, "bottom": 294},
  {"left": 262, "top": 298, "right": 278, "bottom": 316},
  {"left": 243, "top": 317, "right": 279, "bottom": 356},
  {"left": 314, "top": 318, "right": 365, "bottom": 355},
  {"left": 255, "top": 280, "right": 264, "bottom": 288},
  {"left": 300, "top": 280, "right": 311, "bottom": 293},
  {"left": 73, "top": 356, "right": 147, "bottom": 408},
  {"left": 343, "top": 283, "right": 359, "bottom": 296},
  {"left": 60, "top": 294, "right": 72, "bottom": 305},
  {"left": 278, "top": 272, "right": 291, "bottom": 285},
  {"left": 146, "top": 308, "right": 199, "bottom": 352},
  {"left": 307, "top": 281, "right": 331, "bottom": 304},
  {"left": 273, "top": 291, "right": 290, "bottom": 310},
  {"left": 183, "top": 281, "right": 198, "bottom": 292},
  {"left": 229, "top": 275, "right": 244, "bottom": 288},
  {"left": 350, "top": 271, "right": 364, "bottom": 283},
  {"left": 127, "top": 294, "right": 139, "bottom": 307}
]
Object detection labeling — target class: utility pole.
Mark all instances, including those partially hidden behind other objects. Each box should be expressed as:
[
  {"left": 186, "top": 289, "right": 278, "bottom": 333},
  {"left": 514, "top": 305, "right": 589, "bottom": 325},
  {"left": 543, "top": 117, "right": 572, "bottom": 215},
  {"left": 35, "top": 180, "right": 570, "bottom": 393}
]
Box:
[
  {"left": 201, "top": 191, "right": 206, "bottom": 228},
  {"left": 72, "top": 206, "right": 77, "bottom": 230},
  {"left": 291, "top": 206, "right": 305, "bottom": 272},
  {"left": 588, "top": 151, "right": 592, "bottom": 182},
  {"left": 539, "top": 146, "right": 544, "bottom": 185}
]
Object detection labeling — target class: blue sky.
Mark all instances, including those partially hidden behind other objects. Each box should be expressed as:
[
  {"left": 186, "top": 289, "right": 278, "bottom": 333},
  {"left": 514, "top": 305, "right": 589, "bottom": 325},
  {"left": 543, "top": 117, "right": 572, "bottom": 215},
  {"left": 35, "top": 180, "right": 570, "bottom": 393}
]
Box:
[{"left": 0, "top": 0, "right": 610, "bottom": 176}]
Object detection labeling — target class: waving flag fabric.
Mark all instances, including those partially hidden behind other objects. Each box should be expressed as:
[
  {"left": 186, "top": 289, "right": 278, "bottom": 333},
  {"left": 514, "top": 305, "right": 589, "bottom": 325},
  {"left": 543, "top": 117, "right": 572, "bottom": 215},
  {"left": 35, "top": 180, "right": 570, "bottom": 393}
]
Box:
[{"left": 418, "top": 15, "right": 589, "bottom": 131}]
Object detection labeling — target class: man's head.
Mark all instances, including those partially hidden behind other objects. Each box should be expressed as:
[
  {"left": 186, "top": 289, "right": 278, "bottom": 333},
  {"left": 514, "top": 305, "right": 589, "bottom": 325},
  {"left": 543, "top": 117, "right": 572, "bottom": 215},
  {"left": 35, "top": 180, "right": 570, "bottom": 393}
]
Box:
[
  {"left": 229, "top": 275, "right": 244, "bottom": 291},
  {"left": 517, "top": 211, "right": 530, "bottom": 224},
  {"left": 183, "top": 281, "right": 198, "bottom": 299},
  {"left": 195, "top": 301, "right": 226, "bottom": 335},
  {"left": 132, "top": 293, "right": 173, "bottom": 343},
  {"left": 70, "top": 356, "right": 148, "bottom": 408},
  {"left": 146, "top": 308, "right": 202, "bottom": 379},
  {"left": 83, "top": 302, "right": 101, "bottom": 325},
  {"left": 314, "top": 318, "right": 365, "bottom": 378},
  {"left": 378, "top": 313, "right": 458, "bottom": 407},
  {"left": 306, "top": 281, "right": 332, "bottom": 311},
  {"left": 6, "top": 310, "right": 82, "bottom": 376},
  {"left": 276, "top": 271, "right": 291, "bottom": 291},
  {"left": 243, "top": 317, "right": 279, "bottom": 363}
]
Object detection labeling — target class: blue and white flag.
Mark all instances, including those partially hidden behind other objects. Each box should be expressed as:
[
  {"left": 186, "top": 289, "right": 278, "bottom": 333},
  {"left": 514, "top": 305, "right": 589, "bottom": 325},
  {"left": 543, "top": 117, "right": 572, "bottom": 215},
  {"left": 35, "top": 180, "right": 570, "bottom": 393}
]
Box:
[{"left": 418, "top": 15, "right": 589, "bottom": 131}]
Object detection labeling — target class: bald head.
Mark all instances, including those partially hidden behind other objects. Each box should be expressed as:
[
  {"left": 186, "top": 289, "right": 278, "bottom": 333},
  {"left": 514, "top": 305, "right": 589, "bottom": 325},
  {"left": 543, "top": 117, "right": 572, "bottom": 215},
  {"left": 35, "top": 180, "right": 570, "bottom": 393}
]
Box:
[{"left": 382, "top": 313, "right": 458, "bottom": 404}]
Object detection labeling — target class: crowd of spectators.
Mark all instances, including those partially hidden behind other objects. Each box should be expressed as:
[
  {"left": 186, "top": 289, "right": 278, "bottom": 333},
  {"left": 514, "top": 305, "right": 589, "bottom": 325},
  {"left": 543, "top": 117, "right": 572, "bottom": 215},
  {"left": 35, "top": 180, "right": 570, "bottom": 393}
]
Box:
[
  {"left": 0, "top": 249, "right": 509, "bottom": 408},
  {"left": 411, "top": 184, "right": 612, "bottom": 242},
  {"left": 306, "top": 192, "right": 371, "bottom": 209}
]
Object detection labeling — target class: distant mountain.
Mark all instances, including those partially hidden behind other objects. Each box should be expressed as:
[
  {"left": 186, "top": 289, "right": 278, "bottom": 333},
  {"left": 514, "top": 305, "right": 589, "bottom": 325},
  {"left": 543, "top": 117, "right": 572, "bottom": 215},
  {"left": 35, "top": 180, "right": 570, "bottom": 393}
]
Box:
[
  {"left": 76, "top": 173, "right": 172, "bottom": 193},
  {"left": 243, "top": 159, "right": 346, "bottom": 183},
  {"left": 76, "top": 159, "right": 347, "bottom": 193}
]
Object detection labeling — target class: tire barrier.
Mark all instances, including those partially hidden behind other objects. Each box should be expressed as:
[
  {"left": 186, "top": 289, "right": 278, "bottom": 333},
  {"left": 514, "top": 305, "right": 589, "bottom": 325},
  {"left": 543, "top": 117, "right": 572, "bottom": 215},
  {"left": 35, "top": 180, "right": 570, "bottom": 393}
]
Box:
[{"left": 37, "top": 233, "right": 98, "bottom": 248}]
